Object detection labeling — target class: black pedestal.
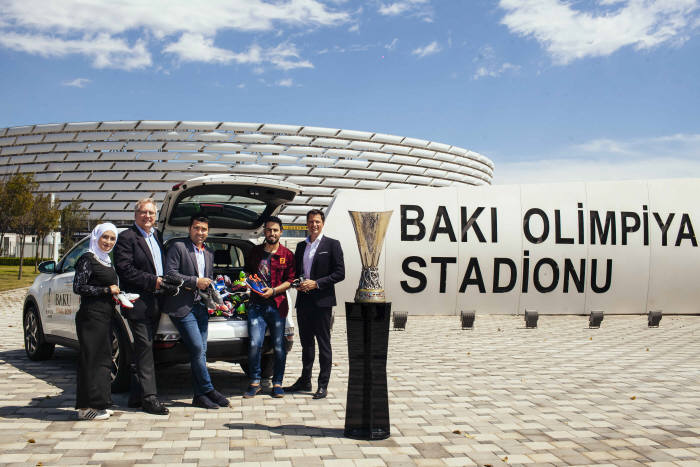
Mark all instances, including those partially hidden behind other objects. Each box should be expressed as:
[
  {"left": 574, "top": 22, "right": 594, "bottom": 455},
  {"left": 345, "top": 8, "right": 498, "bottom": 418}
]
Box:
[{"left": 344, "top": 301, "right": 391, "bottom": 440}]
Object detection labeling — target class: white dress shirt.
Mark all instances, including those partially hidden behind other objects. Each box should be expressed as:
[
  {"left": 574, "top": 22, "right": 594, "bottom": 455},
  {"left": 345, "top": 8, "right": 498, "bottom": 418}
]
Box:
[
  {"left": 136, "top": 225, "right": 163, "bottom": 276},
  {"left": 303, "top": 233, "right": 324, "bottom": 280}
]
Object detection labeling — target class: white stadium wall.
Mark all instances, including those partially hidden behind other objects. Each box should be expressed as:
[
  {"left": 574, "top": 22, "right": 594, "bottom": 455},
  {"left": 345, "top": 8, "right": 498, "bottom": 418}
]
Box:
[
  {"left": 323, "top": 179, "right": 700, "bottom": 315},
  {"left": 0, "top": 121, "right": 494, "bottom": 225}
]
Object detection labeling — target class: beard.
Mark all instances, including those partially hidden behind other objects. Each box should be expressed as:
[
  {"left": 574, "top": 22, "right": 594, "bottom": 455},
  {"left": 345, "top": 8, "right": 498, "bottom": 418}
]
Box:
[{"left": 265, "top": 237, "right": 279, "bottom": 245}]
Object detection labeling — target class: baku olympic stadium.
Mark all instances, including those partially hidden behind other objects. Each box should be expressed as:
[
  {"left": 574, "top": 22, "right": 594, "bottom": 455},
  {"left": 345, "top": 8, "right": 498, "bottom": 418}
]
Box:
[{"left": 0, "top": 120, "right": 494, "bottom": 228}]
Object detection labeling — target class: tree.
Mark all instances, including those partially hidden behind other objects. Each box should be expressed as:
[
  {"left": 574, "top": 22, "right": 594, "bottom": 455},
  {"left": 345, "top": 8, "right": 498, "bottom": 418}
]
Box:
[
  {"left": 10, "top": 175, "right": 38, "bottom": 279},
  {"left": 60, "top": 200, "right": 89, "bottom": 254},
  {"left": 0, "top": 172, "right": 36, "bottom": 256},
  {"left": 31, "top": 194, "right": 61, "bottom": 272}
]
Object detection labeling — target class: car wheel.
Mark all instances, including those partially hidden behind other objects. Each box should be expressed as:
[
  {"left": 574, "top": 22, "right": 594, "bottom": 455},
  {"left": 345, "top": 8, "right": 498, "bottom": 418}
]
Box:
[
  {"left": 110, "top": 320, "right": 131, "bottom": 393},
  {"left": 23, "top": 305, "right": 55, "bottom": 361}
]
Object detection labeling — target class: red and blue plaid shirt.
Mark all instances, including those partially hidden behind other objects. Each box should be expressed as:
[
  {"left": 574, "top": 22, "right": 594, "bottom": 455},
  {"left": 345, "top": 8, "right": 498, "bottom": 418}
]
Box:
[{"left": 245, "top": 243, "right": 295, "bottom": 317}]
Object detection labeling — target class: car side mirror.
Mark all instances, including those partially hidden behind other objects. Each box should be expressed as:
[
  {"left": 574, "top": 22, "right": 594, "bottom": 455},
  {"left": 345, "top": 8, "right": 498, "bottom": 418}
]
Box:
[{"left": 38, "top": 261, "right": 56, "bottom": 274}]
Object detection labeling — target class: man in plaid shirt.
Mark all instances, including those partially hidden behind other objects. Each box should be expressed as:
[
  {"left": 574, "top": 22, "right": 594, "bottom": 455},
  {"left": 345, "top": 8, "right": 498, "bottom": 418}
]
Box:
[{"left": 243, "top": 216, "right": 295, "bottom": 398}]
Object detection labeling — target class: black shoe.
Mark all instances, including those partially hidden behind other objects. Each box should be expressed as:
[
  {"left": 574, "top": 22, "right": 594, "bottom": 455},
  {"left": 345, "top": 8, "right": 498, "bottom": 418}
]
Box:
[
  {"left": 284, "top": 378, "right": 312, "bottom": 392},
  {"left": 206, "top": 389, "right": 230, "bottom": 407},
  {"left": 312, "top": 387, "right": 328, "bottom": 399},
  {"left": 142, "top": 397, "right": 169, "bottom": 415},
  {"left": 193, "top": 394, "right": 219, "bottom": 409}
]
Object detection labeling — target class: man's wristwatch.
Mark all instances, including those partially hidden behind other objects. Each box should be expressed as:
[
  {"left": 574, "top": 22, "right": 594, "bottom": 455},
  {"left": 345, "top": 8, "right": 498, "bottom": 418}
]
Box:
[{"left": 103, "top": 287, "right": 110, "bottom": 295}]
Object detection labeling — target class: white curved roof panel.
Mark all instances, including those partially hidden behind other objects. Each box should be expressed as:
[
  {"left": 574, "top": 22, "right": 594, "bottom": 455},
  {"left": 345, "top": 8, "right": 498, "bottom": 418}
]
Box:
[
  {"left": 65, "top": 122, "right": 100, "bottom": 131},
  {"left": 260, "top": 124, "right": 302, "bottom": 134},
  {"left": 218, "top": 122, "right": 262, "bottom": 132},
  {"left": 177, "top": 121, "right": 219, "bottom": 131},
  {"left": 7, "top": 125, "right": 33, "bottom": 136},
  {"left": 273, "top": 135, "right": 313, "bottom": 145},
  {"left": 137, "top": 121, "right": 178, "bottom": 130},
  {"left": 299, "top": 126, "right": 339, "bottom": 137},
  {"left": 17, "top": 134, "right": 44, "bottom": 144},
  {"left": 99, "top": 121, "right": 139, "bottom": 130},
  {"left": 370, "top": 133, "right": 404, "bottom": 144},
  {"left": 26, "top": 144, "right": 55, "bottom": 153},
  {"left": 0, "top": 120, "right": 493, "bottom": 221},
  {"left": 194, "top": 132, "right": 230, "bottom": 142},
  {"left": 337, "top": 129, "right": 373, "bottom": 140},
  {"left": 44, "top": 132, "right": 77, "bottom": 143},
  {"left": 356, "top": 180, "right": 389, "bottom": 189},
  {"left": 33, "top": 123, "right": 65, "bottom": 133},
  {"left": 297, "top": 156, "right": 335, "bottom": 166}
]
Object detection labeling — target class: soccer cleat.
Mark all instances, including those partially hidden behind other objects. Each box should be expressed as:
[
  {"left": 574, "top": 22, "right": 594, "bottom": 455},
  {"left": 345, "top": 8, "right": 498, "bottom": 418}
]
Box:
[
  {"left": 115, "top": 292, "right": 139, "bottom": 309},
  {"left": 246, "top": 275, "right": 266, "bottom": 296},
  {"left": 77, "top": 408, "right": 110, "bottom": 420}
]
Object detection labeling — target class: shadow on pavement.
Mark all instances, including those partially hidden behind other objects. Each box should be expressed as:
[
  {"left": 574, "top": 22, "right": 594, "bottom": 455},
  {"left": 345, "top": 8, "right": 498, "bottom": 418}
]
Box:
[
  {"left": 0, "top": 346, "right": 252, "bottom": 420},
  {"left": 225, "top": 423, "right": 345, "bottom": 438}
]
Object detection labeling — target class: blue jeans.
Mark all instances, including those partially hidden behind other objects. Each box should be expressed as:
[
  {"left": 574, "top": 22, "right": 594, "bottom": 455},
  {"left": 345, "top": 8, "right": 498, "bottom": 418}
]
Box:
[
  {"left": 171, "top": 303, "right": 214, "bottom": 396},
  {"left": 247, "top": 302, "right": 287, "bottom": 386}
]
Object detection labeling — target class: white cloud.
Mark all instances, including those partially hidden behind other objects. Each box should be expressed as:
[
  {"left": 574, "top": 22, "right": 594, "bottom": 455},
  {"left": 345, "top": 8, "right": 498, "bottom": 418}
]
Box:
[
  {"left": 265, "top": 43, "right": 313, "bottom": 70},
  {"left": 276, "top": 78, "right": 294, "bottom": 87},
  {"left": 61, "top": 78, "right": 91, "bottom": 87},
  {"left": 412, "top": 40, "right": 441, "bottom": 57},
  {"left": 378, "top": 0, "right": 433, "bottom": 21},
  {"left": 0, "top": 31, "right": 151, "bottom": 69},
  {"left": 163, "top": 33, "right": 243, "bottom": 64},
  {"left": 473, "top": 62, "right": 520, "bottom": 79},
  {"left": 494, "top": 133, "right": 700, "bottom": 184},
  {"left": 499, "top": 0, "right": 700, "bottom": 64},
  {"left": 0, "top": 0, "right": 349, "bottom": 70}
]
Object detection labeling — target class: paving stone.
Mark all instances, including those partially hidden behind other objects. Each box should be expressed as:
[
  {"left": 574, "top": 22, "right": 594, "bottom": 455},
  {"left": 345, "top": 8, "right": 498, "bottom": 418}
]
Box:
[{"left": 2, "top": 287, "right": 700, "bottom": 466}]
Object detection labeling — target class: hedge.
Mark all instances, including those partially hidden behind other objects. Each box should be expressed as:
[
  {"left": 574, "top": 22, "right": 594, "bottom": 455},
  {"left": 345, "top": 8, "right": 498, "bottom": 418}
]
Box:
[{"left": 0, "top": 257, "right": 51, "bottom": 266}]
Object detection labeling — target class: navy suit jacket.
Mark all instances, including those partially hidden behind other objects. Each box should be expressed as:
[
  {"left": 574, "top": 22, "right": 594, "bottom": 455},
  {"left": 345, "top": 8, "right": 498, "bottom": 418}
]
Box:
[
  {"left": 113, "top": 225, "right": 164, "bottom": 321},
  {"left": 294, "top": 235, "right": 345, "bottom": 309},
  {"left": 163, "top": 238, "right": 214, "bottom": 318}
]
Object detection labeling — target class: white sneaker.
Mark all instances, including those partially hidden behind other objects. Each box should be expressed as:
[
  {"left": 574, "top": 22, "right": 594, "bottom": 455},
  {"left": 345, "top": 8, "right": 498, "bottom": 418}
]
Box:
[
  {"left": 115, "top": 293, "right": 139, "bottom": 309},
  {"left": 77, "top": 408, "right": 110, "bottom": 420}
]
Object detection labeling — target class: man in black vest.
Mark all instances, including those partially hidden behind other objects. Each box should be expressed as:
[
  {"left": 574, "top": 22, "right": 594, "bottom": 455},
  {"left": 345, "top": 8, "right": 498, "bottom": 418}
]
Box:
[
  {"left": 113, "top": 198, "right": 169, "bottom": 415},
  {"left": 286, "top": 209, "right": 345, "bottom": 399}
]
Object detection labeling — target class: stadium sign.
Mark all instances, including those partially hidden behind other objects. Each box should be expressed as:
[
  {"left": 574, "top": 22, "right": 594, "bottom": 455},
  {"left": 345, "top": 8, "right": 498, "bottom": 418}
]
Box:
[{"left": 324, "top": 179, "right": 700, "bottom": 315}]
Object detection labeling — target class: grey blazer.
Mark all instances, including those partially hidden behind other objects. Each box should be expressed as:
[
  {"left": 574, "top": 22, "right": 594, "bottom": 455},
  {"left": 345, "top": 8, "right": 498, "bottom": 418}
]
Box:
[{"left": 163, "top": 238, "right": 214, "bottom": 318}]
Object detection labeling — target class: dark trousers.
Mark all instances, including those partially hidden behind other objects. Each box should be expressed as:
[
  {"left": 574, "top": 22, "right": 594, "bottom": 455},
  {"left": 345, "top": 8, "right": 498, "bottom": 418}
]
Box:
[
  {"left": 75, "top": 308, "right": 112, "bottom": 410},
  {"left": 297, "top": 305, "right": 332, "bottom": 388},
  {"left": 127, "top": 318, "right": 158, "bottom": 401}
]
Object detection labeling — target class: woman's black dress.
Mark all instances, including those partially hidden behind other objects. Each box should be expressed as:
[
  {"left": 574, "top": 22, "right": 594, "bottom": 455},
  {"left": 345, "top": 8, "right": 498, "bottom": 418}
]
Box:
[{"left": 73, "top": 252, "right": 118, "bottom": 410}]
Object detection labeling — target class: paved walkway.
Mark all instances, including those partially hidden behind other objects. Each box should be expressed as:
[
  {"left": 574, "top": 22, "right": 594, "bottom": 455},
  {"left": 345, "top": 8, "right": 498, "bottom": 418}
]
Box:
[{"left": 1, "top": 287, "right": 700, "bottom": 466}]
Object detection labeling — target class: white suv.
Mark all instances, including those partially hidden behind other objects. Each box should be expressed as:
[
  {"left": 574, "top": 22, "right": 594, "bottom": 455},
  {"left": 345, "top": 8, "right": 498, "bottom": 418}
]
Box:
[{"left": 22, "top": 175, "right": 301, "bottom": 392}]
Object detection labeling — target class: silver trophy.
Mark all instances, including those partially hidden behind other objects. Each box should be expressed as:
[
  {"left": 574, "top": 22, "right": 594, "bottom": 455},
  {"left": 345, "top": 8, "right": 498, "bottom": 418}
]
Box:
[{"left": 348, "top": 210, "right": 393, "bottom": 303}]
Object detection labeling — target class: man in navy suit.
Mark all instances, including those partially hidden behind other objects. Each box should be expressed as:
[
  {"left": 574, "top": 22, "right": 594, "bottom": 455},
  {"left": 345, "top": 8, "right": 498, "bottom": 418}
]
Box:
[
  {"left": 113, "top": 198, "right": 169, "bottom": 415},
  {"left": 286, "top": 209, "right": 345, "bottom": 399},
  {"left": 163, "top": 215, "right": 229, "bottom": 409}
]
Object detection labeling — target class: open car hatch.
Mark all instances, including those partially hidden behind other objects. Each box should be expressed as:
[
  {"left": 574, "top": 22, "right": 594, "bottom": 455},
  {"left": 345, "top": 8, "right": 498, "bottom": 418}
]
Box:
[{"left": 158, "top": 175, "right": 301, "bottom": 241}]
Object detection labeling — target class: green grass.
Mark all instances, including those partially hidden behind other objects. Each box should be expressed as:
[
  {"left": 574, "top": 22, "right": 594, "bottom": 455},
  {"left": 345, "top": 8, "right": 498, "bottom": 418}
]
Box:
[{"left": 0, "top": 264, "right": 40, "bottom": 292}]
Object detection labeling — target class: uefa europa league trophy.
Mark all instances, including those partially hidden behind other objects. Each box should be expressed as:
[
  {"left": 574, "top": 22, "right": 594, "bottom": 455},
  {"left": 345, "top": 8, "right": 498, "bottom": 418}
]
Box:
[
  {"left": 348, "top": 210, "right": 393, "bottom": 303},
  {"left": 344, "top": 210, "right": 393, "bottom": 441}
]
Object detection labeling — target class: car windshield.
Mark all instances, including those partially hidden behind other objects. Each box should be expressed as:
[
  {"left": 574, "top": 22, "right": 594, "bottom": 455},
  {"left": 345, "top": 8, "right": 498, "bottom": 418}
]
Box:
[{"left": 170, "top": 193, "right": 266, "bottom": 229}]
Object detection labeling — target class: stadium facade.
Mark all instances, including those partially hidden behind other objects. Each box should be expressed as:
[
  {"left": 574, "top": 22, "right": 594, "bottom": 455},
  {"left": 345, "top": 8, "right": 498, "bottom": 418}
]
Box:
[{"left": 0, "top": 121, "right": 494, "bottom": 228}]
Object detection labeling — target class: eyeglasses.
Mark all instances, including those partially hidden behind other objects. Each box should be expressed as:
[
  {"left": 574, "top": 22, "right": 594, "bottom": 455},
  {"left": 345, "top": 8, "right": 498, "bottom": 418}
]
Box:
[{"left": 137, "top": 210, "right": 156, "bottom": 216}]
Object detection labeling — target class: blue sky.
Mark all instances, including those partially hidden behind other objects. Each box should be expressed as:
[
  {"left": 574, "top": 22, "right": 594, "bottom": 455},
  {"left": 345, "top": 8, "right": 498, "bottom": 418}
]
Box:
[{"left": 1, "top": 0, "right": 699, "bottom": 184}]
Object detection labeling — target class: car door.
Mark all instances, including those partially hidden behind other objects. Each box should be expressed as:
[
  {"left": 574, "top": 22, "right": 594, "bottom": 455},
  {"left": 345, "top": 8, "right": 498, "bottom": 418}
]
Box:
[
  {"left": 47, "top": 238, "right": 89, "bottom": 338},
  {"left": 158, "top": 175, "right": 301, "bottom": 241}
]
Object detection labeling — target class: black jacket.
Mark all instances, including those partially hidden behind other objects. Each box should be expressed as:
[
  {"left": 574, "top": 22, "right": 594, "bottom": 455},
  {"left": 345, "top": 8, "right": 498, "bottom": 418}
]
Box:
[
  {"left": 294, "top": 235, "right": 345, "bottom": 308},
  {"left": 113, "top": 225, "right": 165, "bottom": 321}
]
